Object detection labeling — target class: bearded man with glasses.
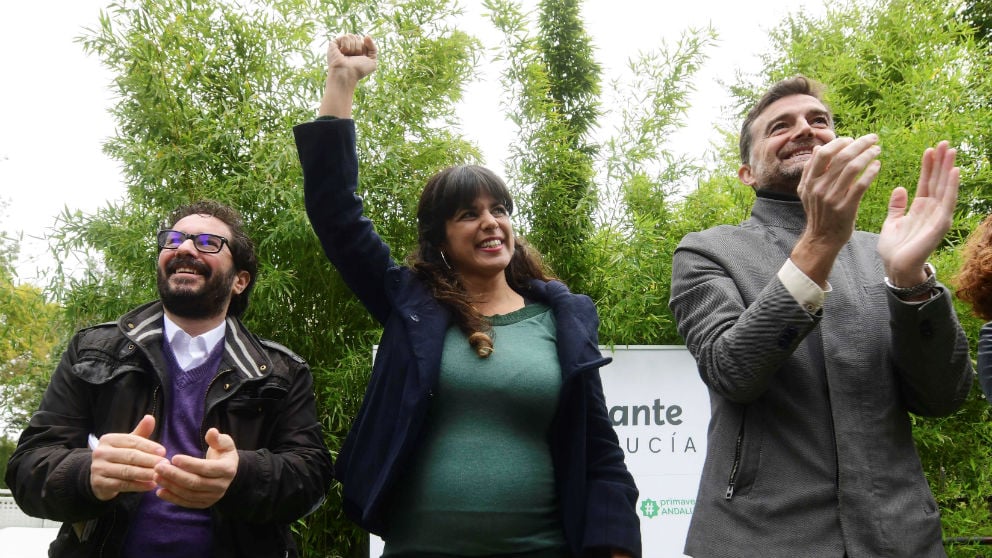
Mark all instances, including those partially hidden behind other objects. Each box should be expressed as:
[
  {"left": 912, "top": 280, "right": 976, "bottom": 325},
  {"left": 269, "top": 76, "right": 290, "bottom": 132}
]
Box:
[{"left": 6, "top": 200, "right": 333, "bottom": 558}]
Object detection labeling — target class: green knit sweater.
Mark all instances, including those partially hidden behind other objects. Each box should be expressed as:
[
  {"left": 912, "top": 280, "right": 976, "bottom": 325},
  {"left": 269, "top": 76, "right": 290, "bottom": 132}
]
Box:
[{"left": 383, "top": 303, "right": 567, "bottom": 557}]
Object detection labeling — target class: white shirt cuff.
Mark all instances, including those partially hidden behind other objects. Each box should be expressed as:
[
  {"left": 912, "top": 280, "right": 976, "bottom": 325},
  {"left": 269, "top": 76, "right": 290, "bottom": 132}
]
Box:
[{"left": 778, "top": 258, "right": 829, "bottom": 314}]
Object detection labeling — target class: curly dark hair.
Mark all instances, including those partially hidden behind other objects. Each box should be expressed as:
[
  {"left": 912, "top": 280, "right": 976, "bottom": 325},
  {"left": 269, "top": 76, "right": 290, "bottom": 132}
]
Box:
[
  {"left": 956, "top": 214, "right": 992, "bottom": 320},
  {"left": 410, "top": 165, "right": 554, "bottom": 358},
  {"left": 740, "top": 75, "right": 830, "bottom": 165},
  {"left": 164, "top": 200, "right": 258, "bottom": 318}
]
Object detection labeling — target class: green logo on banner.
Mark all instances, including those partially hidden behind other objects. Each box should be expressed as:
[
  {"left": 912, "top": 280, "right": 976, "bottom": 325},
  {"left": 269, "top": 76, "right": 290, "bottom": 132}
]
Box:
[{"left": 640, "top": 498, "right": 659, "bottom": 518}]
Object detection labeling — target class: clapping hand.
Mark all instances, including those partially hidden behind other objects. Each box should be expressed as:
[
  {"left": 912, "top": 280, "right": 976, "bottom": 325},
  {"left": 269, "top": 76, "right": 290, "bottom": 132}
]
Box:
[
  {"left": 877, "top": 141, "right": 959, "bottom": 287},
  {"left": 153, "top": 427, "right": 240, "bottom": 509},
  {"left": 89, "top": 415, "right": 166, "bottom": 501}
]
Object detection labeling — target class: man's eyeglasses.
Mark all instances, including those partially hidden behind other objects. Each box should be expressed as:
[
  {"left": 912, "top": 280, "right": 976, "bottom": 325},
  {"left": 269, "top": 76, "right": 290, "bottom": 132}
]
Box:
[{"left": 157, "top": 230, "right": 229, "bottom": 254}]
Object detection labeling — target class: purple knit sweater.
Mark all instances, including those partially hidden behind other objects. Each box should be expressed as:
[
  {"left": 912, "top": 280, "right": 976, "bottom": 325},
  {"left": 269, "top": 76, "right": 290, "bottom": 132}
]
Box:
[{"left": 121, "top": 338, "right": 224, "bottom": 557}]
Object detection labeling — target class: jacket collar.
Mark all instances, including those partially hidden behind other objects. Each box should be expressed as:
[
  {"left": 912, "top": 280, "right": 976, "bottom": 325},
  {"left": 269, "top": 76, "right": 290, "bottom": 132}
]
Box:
[
  {"left": 393, "top": 273, "right": 609, "bottom": 383},
  {"left": 119, "top": 301, "right": 274, "bottom": 380},
  {"left": 526, "top": 279, "right": 610, "bottom": 378},
  {"left": 749, "top": 193, "right": 807, "bottom": 232}
]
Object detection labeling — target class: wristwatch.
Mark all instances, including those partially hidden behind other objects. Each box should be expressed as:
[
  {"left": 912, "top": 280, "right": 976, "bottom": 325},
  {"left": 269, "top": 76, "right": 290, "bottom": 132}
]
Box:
[{"left": 884, "top": 262, "right": 937, "bottom": 300}]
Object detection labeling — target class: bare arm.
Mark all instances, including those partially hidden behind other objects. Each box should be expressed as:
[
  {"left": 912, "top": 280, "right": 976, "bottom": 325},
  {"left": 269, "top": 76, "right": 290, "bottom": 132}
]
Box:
[{"left": 318, "top": 34, "right": 378, "bottom": 118}]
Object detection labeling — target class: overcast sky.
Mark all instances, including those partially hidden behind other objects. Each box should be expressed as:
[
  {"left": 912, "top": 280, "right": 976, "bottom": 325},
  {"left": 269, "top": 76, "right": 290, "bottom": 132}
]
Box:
[{"left": 0, "top": 0, "right": 827, "bottom": 285}]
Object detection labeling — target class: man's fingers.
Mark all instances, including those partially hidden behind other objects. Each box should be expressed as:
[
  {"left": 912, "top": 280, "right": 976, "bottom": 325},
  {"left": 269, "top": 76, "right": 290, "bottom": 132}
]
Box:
[
  {"left": 838, "top": 141, "right": 880, "bottom": 178},
  {"left": 918, "top": 141, "right": 951, "bottom": 192},
  {"left": 205, "top": 428, "right": 236, "bottom": 453},
  {"left": 90, "top": 476, "right": 157, "bottom": 500},
  {"left": 98, "top": 432, "right": 166, "bottom": 457},
  {"left": 93, "top": 440, "right": 166, "bottom": 466},
  {"left": 804, "top": 136, "right": 853, "bottom": 179},
  {"left": 89, "top": 418, "right": 166, "bottom": 500},
  {"left": 801, "top": 135, "right": 880, "bottom": 208},
  {"left": 92, "top": 458, "right": 157, "bottom": 483},
  {"left": 90, "top": 450, "right": 162, "bottom": 500},
  {"left": 803, "top": 134, "right": 878, "bottom": 189},
  {"left": 154, "top": 459, "right": 233, "bottom": 509},
  {"left": 166, "top": 453, "right": 237, "bottom": 479},
  {"left": 156, "top": 460, "right": 207, "bottom": 487},
  {"left": 839, "top": 147, "right": 881, "bottom": 201},
  {"left": 130, "top": 414, "right": 155, "bottom": 438},
  {"left": 941, "top": 166, "right": 961, "bottom": 213},
  {"left": 155, "top": 486, "right": 216, "bottom": 509},
  {"left": 934, "top": 143, "right": 959, "bottom": 206},
  {"left": 152, "top": 437, "right": 238, "bottom": 508},
  {"left": 916, "top": 141, "right": 959, "bottom": 211},
  {"left": 102, "top": 413, "right": 164, "bottom": 456},
  {"left": 917, "top": 145, "right": 938, "bottom": 198},
  {"left": 887, "top": 186, "right": 909, "bottom": 220},
  {"left": 851, "top": 157, "right": 881, "bottom": 196}
]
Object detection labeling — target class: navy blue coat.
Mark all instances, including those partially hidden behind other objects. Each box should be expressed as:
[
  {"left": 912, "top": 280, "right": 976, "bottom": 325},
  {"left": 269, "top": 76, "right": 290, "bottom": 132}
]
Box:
[{"left": 294, "top": 118, "right": 640, "bottom": 557}]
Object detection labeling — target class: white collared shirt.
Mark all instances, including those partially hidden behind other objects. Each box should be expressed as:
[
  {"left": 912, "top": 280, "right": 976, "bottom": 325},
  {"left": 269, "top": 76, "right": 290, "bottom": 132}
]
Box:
[
  {"left": 778, "top": 258, "right": 831, "bottom": 314},
  {"left": 163, "top": 315, "right": 226, "bottom": 371}
]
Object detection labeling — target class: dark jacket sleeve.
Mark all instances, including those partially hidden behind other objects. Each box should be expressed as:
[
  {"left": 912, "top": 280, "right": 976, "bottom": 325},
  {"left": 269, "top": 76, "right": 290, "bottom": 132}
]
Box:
[
  {"left": 886, "top": 286, "right": 973, "bottom": 416},
  {"left": 976, "top": 321, "right": 992, "bottom": 403},
  {"left": 293, "top": 118, "right": 396, "bottom": 325},
  {"left": 215, "top": 354, "right": 334, "bottom": 524},
  {"left": 6, "top": 331, "right": 114, "bottom": 523},
  {"left": 548, "top": 283, "right": 641, "bottom": 557},
  {"left": 580, "top": 368, "right": 642, "bottom": 557}
]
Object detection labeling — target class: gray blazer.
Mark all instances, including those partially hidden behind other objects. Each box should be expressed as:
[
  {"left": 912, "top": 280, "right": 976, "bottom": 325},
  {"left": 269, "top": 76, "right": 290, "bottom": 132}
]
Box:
[{"left": 669, "top": 195, "right": 972, "bottom": 558}]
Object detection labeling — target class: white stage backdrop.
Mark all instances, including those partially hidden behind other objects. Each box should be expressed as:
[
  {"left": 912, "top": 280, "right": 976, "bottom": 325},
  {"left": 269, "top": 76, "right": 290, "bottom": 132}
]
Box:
[
  {"left": 599, "top": 345, "right": 707, "bottom": 557},
  {"left": 369, "top": 345, "right": 707, "bottom": 557}
]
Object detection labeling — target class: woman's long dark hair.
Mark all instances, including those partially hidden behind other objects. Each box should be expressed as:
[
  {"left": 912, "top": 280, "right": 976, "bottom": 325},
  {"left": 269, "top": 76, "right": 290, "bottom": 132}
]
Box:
[{"left": 409, "top": 165, "right": 554, "bottom": 357}]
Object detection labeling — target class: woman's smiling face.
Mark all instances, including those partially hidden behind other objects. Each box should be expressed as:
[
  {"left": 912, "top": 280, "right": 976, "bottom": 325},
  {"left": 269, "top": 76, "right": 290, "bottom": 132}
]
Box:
[{"left": 441, "top": 192, "right": 515, "bottom": 281}]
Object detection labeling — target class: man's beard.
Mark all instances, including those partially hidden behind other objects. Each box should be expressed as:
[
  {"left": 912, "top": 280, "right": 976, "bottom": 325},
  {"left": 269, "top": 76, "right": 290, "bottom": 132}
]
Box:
[
  {"left": 157, "top": 256, "right": 235, "bottom": 319},
  {"left": 757, "top": 162, "right": 805, "bottom": 196}
]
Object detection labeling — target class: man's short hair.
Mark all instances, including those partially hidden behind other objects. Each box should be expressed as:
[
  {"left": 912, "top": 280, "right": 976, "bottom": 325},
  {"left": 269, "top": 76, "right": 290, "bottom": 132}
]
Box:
[
  {"left": 739, "top": 76, "right": 830, "bottom": 165},
  {"left": 165, "top": 200, "right": 258, "bottom": 317}
]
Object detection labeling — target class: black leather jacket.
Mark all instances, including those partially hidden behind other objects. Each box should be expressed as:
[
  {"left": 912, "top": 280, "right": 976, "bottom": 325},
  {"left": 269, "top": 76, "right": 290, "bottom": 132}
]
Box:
[{"left": 5, "top": 301, "right": 333, "bottom": 557}]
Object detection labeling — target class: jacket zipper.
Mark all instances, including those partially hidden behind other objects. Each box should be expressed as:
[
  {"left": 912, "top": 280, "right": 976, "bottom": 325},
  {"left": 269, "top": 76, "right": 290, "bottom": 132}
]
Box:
[
  {"left": 199, "top": 367, "right": 234, "bottom": 450},
  {"left": 725, "top": 407, "right": 747, "bottom": 500},
  {"left": 150, "top": 384, "right": 161, "bottom": 425}
]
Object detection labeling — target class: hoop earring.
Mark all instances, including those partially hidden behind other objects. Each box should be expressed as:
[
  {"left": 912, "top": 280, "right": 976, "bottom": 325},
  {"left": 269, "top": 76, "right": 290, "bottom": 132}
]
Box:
[{"left": 439, "top": 250, "right": 452, "bottom": 270}]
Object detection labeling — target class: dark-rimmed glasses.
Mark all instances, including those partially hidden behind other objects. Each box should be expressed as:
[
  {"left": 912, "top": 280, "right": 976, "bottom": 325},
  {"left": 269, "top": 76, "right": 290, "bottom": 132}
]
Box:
[{"left": 157, "top": 230, "right": 229, "bottom": 254}]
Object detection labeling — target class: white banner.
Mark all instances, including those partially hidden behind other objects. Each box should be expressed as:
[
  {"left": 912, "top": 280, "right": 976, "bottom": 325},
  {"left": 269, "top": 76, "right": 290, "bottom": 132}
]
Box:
[
  {"left": 370, "top": 345, "right": 707, "bottom": 557},
  {"left": 600, "top": 345, "right": 707, "bottom": 557}
]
